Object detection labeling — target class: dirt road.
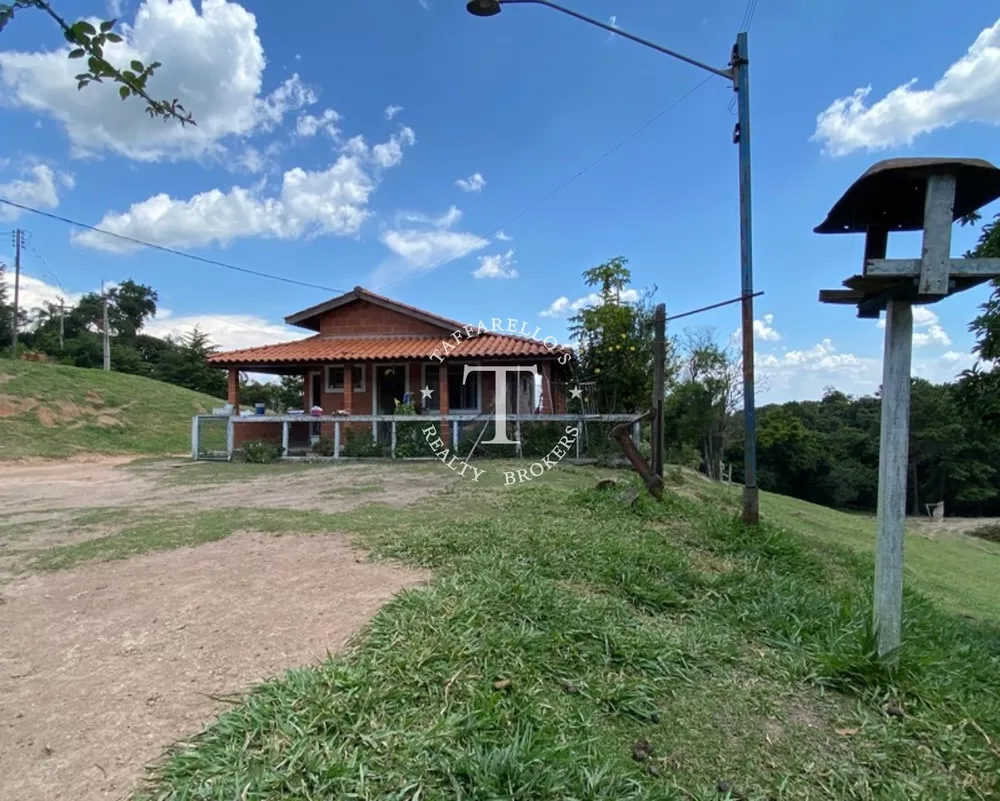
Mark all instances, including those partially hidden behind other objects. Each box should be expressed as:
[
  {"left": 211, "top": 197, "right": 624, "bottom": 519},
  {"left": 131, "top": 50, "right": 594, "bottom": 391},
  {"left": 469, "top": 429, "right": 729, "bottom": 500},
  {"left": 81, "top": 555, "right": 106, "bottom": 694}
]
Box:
[{"left": 0, "top": 458, "right": 436, "bottom": 801}]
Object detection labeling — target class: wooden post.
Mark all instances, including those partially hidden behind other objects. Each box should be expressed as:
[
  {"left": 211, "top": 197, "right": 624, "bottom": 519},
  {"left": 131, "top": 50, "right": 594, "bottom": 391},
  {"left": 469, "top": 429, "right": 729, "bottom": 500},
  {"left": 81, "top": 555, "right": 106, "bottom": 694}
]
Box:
[
  {"left": 919, "top": 174, "right": 956, "bottom": 297},
  {"left": 651, "top": 303, "right": 666, "bottom": 478},
  {"left": 873, "top": 299, "right": 913, "bottom": 661}
]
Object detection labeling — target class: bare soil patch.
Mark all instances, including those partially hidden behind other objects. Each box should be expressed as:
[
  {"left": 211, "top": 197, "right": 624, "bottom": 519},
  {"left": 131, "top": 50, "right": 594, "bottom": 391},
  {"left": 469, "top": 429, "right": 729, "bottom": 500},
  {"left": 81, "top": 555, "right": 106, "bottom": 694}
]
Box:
[
  {"left": 908, "top": 516, "right": 1000, "bottom": 539},
  {"left": 0, "top": 531, "right": 427, "bottom": 801}
]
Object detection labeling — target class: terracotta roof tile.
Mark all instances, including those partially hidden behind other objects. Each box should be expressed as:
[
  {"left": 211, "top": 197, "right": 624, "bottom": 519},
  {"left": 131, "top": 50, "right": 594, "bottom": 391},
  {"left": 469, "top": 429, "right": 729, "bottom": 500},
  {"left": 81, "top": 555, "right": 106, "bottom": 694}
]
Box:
[{"left": 208, "top": 333, "right": 567, "bottom": 366}]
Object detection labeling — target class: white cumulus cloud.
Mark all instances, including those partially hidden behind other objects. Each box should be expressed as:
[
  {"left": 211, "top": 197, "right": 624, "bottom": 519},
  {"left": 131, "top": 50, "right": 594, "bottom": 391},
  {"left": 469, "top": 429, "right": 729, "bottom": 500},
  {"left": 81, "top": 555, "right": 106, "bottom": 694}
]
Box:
[
  {"left": 384, "top": 104, "right": 404, "bottom": 120},
  {"left": 875, "top": 306, "right": 952, "bottom": 348},
  {"left": 455, "top": 172, "right": 486, "bottom": 193},
  {"left": 473, "top": 249, "right": 518, "bottom": 279},
  {"left": 372, "top": 126, "right": 416, "bottom": 169},
  {"left": 812, "top": 16, "right": 1000, "bottom": 156},
  {"left": 0, "top": 164, "right": 73, "bottom": 220},
  {"left": 0, "top": 0, "right": 317, "bottom": 162},
  {"left": 295, "top": 108, "right": 341, "bottom": 139},
  {"left": 539, "top": 288, "right": 640, "bottom": 318},
  {"left": 74, "top": 122, "right": 414, "bottom": 251}
]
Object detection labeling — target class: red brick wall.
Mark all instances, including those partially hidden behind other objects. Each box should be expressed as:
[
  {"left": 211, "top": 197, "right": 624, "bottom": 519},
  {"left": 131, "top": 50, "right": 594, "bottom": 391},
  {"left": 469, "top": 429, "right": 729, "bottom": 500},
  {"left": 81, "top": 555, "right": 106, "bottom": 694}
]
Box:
[
  {"left": 319, "top": 301, "right": 448, "bottom": 336},
  {"left": 233, "top": 421, "right": 282, "bottom": 449}
]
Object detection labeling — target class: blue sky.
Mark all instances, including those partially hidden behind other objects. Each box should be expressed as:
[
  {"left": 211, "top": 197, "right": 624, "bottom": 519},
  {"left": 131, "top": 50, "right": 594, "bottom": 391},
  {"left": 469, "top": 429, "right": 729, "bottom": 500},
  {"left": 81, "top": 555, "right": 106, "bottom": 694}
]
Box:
[{"left": 1, "top": 0, "right": 998, "bottom": 402}]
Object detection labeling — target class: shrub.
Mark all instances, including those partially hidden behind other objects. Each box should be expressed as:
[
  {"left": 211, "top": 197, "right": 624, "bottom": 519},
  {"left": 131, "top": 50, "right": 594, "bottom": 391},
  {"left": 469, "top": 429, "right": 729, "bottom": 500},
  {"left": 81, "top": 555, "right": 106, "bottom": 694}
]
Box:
[
  {"left": 312, "top": 435, "right": 336, "bottom": 457},
  {"left": 239, "top": 440, "right": 283, "bottom": 464},
  {"left": 344, "top": 427, "right": 386, "bottom": 458}
]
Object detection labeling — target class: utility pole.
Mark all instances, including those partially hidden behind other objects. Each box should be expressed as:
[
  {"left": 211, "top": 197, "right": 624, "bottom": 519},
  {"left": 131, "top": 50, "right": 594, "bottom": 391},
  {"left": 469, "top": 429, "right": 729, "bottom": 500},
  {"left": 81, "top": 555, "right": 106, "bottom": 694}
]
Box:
[
  {"left": 58, "top": 297, "right": 65, "bottom": 349},
  {"left": 101, "top": 281, "right": 110, "bottom": 371},
  {"left": 12, "top": 229, "right": 22, "bottom": 360},
  {"left": 651, "top": 303, "right": 666, "bottom": 478}
]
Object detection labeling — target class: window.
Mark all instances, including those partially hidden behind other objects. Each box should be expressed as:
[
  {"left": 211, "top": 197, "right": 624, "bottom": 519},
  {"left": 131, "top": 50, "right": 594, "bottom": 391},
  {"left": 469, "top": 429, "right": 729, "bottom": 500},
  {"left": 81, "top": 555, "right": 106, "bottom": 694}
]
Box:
[
  {"left": 327, "top": 364, "right": 365, "bottom": 393},
  {"left": 421, "top": 363, "right": 440, "bottom": 411},
  {"left": 447, "top": 363, "right": 479, "bottom": 411}
]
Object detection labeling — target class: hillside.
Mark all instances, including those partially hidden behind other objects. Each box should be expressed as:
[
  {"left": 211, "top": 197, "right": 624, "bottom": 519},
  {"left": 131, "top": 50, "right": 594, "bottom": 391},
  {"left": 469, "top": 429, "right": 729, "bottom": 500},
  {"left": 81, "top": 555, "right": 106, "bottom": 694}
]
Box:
[{"left": 0, "top": 361, "right": 221, "bottom": 460}]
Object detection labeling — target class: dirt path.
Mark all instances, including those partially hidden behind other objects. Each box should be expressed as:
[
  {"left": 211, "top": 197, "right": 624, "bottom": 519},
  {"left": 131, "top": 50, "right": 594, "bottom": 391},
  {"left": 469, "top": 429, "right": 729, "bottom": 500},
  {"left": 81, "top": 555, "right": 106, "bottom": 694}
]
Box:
[
  {"left": 0, "top": 458, "right": 438, "bottom": 801},
  {"left": 0, "top": 531, "right": 426, "bottom": 801}
]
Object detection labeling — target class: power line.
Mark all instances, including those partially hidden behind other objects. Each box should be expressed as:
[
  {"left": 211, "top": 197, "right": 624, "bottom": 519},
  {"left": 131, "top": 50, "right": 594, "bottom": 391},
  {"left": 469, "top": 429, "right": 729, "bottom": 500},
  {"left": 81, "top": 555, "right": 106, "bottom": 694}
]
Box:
[
  {"left": 665, "top": 290, "right": 764, "bottom": 324},
  {"left": 739, "top": 0, "right": 760, "bottom": 32},
  {"left": 377, "top": 74, "right": 716, "bottom": 292},
  {"left": 0, "top": 199, "right": 346, "bottom": 294}
]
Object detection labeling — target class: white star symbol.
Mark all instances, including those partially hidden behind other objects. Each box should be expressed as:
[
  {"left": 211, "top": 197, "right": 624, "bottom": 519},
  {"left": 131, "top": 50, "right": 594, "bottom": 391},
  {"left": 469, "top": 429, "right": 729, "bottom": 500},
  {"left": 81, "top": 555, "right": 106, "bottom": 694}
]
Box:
[
  {"left": 420, "top": 385, "right": 435, "bottom": 401},
  {"left": 569, "top": 386, "right": 583, "bottom": 400}
]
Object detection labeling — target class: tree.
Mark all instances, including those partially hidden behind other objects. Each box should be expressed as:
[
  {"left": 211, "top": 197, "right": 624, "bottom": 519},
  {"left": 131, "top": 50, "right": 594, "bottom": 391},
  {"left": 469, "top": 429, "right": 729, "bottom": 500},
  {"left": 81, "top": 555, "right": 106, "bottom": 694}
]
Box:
[
  {"left": 0, "top": 1, "right": 194, "bottom": 125},
  {"left": 154, "top": 328, "right": 227, "bottom": 398},
  {"left": 665, "top": 329, "right": 740, "bottom": 480},
  {"left": 568, "top": 257, "right": 665, "bottom": 413},
  {"left": 0, "top": 261, "right": 12, "bottom": 350},
  {"left": 958, "top": 213, "right": 1000, "bottom": 426}
]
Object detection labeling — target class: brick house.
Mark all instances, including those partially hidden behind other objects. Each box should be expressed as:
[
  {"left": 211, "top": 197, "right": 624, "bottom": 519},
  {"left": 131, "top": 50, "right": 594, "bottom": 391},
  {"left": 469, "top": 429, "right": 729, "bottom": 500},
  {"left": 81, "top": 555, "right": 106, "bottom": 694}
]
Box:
[{"left": 207, "top": 287, "right": 572, "bottom": 450}]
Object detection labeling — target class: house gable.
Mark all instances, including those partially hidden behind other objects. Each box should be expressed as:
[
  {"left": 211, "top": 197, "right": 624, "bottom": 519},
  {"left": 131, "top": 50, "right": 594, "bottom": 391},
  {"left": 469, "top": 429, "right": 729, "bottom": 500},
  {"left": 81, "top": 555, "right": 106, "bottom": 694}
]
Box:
[
  {"left": 285, "top": 286, "right": 464, "bottom": 334},
  {"left": 317, "top": 299, "right": 449, "bottom": 337}
]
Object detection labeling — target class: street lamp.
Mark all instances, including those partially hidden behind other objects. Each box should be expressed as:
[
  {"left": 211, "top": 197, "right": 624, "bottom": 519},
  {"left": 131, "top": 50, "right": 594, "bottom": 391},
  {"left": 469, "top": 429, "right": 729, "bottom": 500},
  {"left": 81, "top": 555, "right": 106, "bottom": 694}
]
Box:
[{"left": 467, "top": 0, "right": 760, "bottom": 524}]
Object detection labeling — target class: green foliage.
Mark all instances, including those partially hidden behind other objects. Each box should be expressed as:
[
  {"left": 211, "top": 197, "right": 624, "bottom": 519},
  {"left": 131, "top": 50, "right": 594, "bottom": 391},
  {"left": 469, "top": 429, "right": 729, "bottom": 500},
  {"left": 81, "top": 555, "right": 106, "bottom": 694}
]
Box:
[
  {"left": 0, "top": 1, "right": 194, "bottom": 125},
  {"left": 242, "top": 375, "right": 304, "bottom": 414},
  {"left": 727, "top": 380, "right": 1000, "bottom": 516},
  {"left": 568, "top": 257, "right": 665, "bottom": 414},
  {"left": 665, "top": 331, "right": 740, "bottom": 480},
  {"left": 239, "top": 440, "right": 284, "bottom": 464},
  {"left": 967, "top": 214, "right": 1000, "bottom": 363},
  {"left": 343, "top": 426, "right": 386, "bottom": 458},
  {"left": 312, "top": 434, "right": 336, "bottom": 457}
]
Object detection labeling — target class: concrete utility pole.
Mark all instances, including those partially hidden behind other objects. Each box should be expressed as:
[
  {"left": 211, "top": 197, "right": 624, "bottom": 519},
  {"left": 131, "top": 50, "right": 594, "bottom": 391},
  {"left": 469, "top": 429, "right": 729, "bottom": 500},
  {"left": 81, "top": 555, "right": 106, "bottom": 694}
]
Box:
[
  {"left": 102, "top": 281, "right": 110, "bottom": 371},
  {"left": 12, "top": 229, "right": 22, "bottom": 359},
  {"left": 467, "top": 0, "right": 761, "bottom": 524}
]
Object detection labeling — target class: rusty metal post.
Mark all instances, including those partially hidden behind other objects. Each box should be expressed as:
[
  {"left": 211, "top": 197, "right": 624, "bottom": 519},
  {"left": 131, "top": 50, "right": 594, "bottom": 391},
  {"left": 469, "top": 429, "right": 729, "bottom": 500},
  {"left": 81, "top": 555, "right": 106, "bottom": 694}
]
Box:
[{"left": 611, "top": 421, "right": 663, "bottom": 500}]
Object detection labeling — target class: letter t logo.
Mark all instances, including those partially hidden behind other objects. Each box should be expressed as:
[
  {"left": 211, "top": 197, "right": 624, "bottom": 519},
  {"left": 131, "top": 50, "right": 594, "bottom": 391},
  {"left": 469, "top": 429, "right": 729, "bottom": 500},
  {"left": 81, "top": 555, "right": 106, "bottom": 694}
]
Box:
[{"left": 462, "top": 364, "right": 538, "bottom": 445}]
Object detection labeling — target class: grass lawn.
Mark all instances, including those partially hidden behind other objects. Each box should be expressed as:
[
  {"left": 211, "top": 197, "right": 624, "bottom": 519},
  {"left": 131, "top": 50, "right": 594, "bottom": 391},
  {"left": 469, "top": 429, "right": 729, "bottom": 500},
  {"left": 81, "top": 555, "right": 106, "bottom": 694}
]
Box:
[
  {"left": 98, "top": 462, "right": 1000, "bottom": 801},
  {"left": 0, "top": 361, "right": 219, "bottom": 459}
]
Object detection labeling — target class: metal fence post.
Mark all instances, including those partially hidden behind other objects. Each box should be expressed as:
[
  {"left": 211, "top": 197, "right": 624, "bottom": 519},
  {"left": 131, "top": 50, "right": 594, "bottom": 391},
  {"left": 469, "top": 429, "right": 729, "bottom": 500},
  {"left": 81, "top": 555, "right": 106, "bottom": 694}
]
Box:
[
  {"left": 334, "top": 421, "right": 341, "bottom": 459},
  {"left": 191, "top": 416, "right": 199, "bottom": 460},
  {"left": 391, "top": 420, "right": 397, "bottom": 459},
  {"left": 452, "top": 419, "right": 459, "bottom": 449},
  {"left": 226, "top": 417, "right": 235, "bottom": 461},
  {"left": 281, "top": 421, "right": 289, "bottom": 457}
]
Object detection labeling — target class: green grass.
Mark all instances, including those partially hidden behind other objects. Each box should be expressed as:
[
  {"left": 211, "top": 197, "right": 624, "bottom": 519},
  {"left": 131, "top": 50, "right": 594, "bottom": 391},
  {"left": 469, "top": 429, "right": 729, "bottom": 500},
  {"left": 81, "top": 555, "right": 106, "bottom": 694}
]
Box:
[
  {"left": 0, "top": 360, "right": 220, "bottom": 460},
  {"left": 129, "top": 469, "right": 999, "bottom": 800}
]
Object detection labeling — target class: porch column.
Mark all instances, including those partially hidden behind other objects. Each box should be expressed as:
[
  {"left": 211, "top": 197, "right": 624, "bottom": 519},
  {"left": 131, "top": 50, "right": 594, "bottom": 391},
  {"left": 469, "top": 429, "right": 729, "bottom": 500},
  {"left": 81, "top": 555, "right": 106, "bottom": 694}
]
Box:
[
  {"left": 438, "top": 363, "right": 449, "bottom": 416},
  {"left": 540, "top": 362, "right": 553, "bottom": 413},
  {"left": 344, "top": 362, "right": 354, "bottom": 414},
  {"left": 227, "top": 367, "right": 240, "bottom": 414}
]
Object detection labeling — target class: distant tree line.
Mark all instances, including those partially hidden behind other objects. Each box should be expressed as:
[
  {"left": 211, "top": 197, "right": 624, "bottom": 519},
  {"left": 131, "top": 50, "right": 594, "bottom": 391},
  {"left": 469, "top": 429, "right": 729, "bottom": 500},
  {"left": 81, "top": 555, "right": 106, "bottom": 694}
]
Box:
[{"left": 0, "top": 272, "right": 302, "bottom": 410}]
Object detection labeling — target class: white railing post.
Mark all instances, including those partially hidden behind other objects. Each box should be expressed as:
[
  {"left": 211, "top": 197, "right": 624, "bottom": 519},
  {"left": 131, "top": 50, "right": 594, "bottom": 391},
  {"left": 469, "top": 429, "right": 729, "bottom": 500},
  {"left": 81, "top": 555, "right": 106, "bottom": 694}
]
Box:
[
  {"left": 391, "top": 420, "right": 397, "bottom": 459},
  {"left": 577, "top": 417, "right": 584, "bottom": 460},
  {"left": 226, "top": 417, "right": 235, "bottom": 461},
  {"left": 191, "top": 416, "right": 199, "bottom": 460},
  {"left": 516, "top": 418, "right": 522, "bottom": 458},
  {"left": 334, "top": 420, "right": 341, "bottom": 459},
  {"left": 452, "top": 419, "right": 459, "bottom": 449}
]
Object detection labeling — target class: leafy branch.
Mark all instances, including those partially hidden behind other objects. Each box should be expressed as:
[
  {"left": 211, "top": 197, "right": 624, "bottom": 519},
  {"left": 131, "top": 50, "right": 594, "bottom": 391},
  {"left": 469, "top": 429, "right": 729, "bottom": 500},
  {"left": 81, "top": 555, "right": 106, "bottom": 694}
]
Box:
[{"left": 0, "top": 0, "right": 195, "bottom": 126}]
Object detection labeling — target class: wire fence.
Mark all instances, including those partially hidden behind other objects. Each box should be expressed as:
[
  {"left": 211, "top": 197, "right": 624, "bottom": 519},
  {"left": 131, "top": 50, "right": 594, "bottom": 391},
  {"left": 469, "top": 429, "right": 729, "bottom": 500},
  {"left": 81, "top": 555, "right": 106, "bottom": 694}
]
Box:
[{"left": 195, "top": 413, "right": 645, "bottom": 463}]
